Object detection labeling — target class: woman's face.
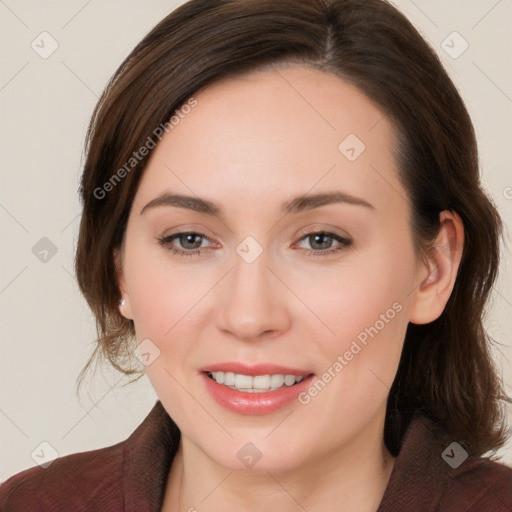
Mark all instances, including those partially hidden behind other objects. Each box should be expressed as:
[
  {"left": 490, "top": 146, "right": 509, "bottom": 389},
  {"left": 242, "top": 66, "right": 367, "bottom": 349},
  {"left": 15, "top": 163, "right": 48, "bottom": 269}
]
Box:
[{"left": 117, "top": 64, "right": 428, "bottom": 472}]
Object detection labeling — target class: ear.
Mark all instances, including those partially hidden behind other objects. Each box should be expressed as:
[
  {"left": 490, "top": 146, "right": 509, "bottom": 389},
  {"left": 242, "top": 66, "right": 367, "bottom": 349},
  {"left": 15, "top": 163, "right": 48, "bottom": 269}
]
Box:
[
  {"left": 114, "top": 247, "right": 134, "bottom": 320},
  {"left": 408, "top": 210, "right": 464, "bottom": 325}
]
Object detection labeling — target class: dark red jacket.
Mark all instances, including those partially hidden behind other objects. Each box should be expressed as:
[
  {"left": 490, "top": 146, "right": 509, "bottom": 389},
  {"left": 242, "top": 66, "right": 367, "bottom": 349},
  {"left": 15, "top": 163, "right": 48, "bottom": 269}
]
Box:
[{"left": 1, "top": 400, "right": 511, "bottom": 511}]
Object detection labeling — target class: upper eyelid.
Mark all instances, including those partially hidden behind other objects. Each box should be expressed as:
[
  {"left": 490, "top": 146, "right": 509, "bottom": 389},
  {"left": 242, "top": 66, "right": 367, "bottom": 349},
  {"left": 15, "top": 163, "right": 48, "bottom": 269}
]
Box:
[
  {"left": 295, "top": 225, "right": 351, "bottom": 240},
  {"left": 162, "top": 221, "right": 350, "bottom": 239}
]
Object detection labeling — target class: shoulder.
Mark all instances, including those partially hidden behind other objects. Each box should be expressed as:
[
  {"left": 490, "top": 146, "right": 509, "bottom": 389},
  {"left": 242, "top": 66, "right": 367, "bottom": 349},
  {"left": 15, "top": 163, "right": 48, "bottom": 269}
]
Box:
[
  {"left": 379, "top": 415, "right": 512, "bottom": 511},
  {"left": 441, "top": 454, "right": 512, "bottom": 509},
  {"left": 0, "top": 400, "right": 180, "bottom": 512},
  {"left": 424, "top": 418, "right": 512, "bottom": 507},
  {"left": 0, "top": 441, "right": 126, "bottom": 511}
]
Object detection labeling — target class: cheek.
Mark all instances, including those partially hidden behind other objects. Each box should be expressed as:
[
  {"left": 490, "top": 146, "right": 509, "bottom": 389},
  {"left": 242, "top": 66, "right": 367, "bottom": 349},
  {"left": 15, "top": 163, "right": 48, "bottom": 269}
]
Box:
[
  {"left": 124, "top": 241, "right": 208, "bottom": 339},
  {"left": 293, "top": 237, "right": 414, "bottom": 405},
  {"left": 293, "top": 240, "right": 413, "bottom": 342},
  {"left": 289, "top": 247, "right": 412, "bottom": 434}
]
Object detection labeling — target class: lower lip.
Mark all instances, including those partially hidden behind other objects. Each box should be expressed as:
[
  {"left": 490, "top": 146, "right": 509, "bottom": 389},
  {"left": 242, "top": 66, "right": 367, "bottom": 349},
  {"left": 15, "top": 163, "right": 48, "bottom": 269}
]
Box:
[{"left": 201, "top": 372, "right": 315, "bottom": 415}]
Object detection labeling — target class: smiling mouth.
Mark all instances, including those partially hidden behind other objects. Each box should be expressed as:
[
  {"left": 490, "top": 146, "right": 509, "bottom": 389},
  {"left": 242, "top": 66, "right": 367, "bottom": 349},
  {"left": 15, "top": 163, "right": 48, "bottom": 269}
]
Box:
[{"left": 205, "top": 371, "right": 313, "bottom": 393}]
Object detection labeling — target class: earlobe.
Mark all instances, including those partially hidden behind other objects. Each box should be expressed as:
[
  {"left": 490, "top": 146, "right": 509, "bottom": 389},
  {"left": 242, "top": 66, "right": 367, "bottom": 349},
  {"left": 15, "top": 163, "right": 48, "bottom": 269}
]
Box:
[
  {"left": 409, "top": 210, "right": 464, "bottom": 325},
  {"left": 113, "top": 248, "right": 134, "bottom": 320}
]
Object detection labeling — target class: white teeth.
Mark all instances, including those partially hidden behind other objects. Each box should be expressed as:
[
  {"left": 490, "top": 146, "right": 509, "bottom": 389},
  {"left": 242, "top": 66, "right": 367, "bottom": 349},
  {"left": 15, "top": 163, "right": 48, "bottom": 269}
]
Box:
[
  {"left": 224, "top": 372, "right": 235, "bottom": 386},
  {"left": 208, "top": 371, "right": 307, "bottom": 392},
  {"left": 235, "top": 374, "right": 253, "bottom": 389},
  {"left": 253, "top": 375, "right": 271, "bottom": 389},
  {"left": 270, "top": 374, "right": 285, "bottom": 388},
  {"left": 284, "top": 375, "right": 296, "bottom": 386},
  {"left": 213, "top": 371, "right": 225, "bottom": 384}
]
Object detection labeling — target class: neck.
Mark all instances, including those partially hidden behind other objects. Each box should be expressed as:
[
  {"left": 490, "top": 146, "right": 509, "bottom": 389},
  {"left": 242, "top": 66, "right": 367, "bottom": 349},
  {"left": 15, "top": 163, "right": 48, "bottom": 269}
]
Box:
[{"left": 162, "top": 413, "right": 395, "bottom": 512}]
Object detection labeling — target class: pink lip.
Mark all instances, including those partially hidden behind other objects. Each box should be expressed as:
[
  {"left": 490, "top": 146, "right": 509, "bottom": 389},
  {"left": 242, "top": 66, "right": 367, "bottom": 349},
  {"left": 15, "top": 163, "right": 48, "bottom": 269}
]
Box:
[
  {"left": 198, "top": 362, "right": 311, "bottom": 376},
  {"left": 199, "top": 368, "right": 315, "bottom": 415}
]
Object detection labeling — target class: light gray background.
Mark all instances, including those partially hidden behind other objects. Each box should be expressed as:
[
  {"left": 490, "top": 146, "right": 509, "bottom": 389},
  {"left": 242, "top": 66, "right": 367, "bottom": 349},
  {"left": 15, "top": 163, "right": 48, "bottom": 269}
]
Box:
[{"left": 1, "top": 0, "right": 511, "bottom": 480}]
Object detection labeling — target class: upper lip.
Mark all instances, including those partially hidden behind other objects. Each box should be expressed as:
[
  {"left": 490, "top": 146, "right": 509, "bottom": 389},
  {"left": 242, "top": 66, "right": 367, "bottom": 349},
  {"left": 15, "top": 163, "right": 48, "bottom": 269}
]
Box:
[{"left": 199, "top": 362, "right": 313, "bottom": 377}]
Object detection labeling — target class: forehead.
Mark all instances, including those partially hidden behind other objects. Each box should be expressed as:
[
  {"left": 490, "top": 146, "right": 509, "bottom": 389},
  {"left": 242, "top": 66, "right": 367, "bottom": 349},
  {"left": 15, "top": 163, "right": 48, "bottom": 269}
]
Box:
[{"left": 132, "top": 64, "right": 405, "bottom": 217}]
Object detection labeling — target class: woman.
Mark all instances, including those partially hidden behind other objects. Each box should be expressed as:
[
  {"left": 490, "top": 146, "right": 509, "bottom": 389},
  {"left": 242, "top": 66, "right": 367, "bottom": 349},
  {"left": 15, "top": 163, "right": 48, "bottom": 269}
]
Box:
[{"left": 1, "top": 0, "right": 511, "bottom": 510}]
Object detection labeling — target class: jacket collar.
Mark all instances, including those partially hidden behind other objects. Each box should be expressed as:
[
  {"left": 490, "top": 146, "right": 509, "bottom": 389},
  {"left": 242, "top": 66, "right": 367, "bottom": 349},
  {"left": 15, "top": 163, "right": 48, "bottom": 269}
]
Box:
[
  {"left": 377, "top": 413, "right": 458, "bottom": 511},
  {"left": 123, "top": 400, "right": 181, "bottom": 511}
]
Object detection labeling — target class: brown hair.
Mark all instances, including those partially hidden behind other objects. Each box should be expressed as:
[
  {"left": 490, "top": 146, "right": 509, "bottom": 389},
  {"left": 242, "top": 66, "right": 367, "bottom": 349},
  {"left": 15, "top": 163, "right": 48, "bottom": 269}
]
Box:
[{"left": 74, "top": 0, "right": 510, "bottom": 457}]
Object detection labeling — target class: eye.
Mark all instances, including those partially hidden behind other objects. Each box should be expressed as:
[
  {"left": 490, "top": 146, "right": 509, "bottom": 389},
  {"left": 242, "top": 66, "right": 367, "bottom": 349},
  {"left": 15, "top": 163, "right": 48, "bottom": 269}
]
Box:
[
  {"left": 157, "top": 232, "right": 214, "bottom": 257},
  {"left": 157, "top": 230, "right": 352, "bottom": 258},
  {"left": 294, "top": 231, "right": 352, "bottom": 256}
]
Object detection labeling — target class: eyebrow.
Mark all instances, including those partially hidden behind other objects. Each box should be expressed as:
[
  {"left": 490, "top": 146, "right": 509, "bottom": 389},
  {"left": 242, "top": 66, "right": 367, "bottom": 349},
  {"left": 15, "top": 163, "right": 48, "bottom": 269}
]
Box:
[{"left": 140, "top": 190, "right": 375, "bottom": 217}]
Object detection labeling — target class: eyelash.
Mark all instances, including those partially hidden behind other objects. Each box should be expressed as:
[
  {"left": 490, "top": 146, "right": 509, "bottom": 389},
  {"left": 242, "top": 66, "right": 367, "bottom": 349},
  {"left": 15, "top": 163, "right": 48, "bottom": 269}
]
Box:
[{"left": 156, "top": 231, "right": 352, "bottom": 258}]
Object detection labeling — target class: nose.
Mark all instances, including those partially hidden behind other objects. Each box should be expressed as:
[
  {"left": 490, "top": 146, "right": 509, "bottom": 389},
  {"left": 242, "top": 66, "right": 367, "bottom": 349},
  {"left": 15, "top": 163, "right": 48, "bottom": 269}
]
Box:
[{"left": 216, "top": 246, "right": 291, "bottom": 342}]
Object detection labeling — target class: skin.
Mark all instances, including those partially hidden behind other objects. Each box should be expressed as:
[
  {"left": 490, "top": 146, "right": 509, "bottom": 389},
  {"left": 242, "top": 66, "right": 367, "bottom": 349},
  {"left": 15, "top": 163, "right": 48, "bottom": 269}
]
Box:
[{"left": 115, "top": 63, "right": 464, "bottom": 511}]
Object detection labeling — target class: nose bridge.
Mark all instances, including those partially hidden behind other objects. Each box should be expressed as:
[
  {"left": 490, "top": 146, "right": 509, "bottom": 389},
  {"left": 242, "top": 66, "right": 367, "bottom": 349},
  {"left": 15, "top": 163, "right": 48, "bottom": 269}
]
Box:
[
  {"left": 232, "top": 242, "right": 269, "bottom": 301},
  {"left": 218, "top": 237, "right": 288, "bottom": 340}
]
